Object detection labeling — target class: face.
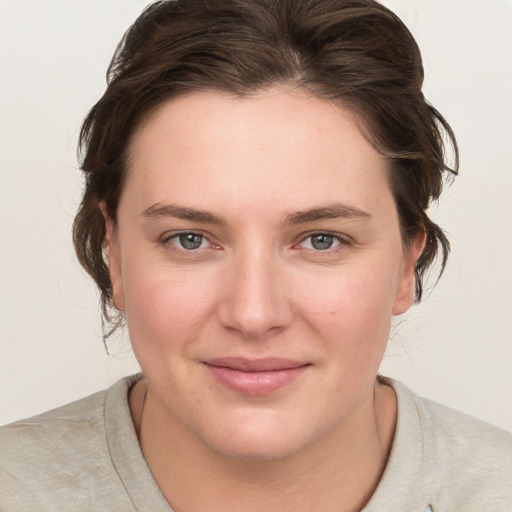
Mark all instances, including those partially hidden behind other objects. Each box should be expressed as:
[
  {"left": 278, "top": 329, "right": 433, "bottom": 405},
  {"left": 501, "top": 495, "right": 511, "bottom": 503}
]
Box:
[{"left": 107, "top": 88, "right": 423, "bottom": 460}]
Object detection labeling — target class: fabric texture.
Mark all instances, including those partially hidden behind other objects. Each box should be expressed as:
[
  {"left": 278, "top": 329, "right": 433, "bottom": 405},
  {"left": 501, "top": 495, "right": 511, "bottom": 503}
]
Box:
[{"left": 1, "top": 374, "right": 511, "bottom": 511}]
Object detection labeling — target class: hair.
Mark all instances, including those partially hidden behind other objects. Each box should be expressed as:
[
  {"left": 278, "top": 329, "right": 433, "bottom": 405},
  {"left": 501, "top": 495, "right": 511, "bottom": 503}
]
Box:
[{"left": 73, "top": 0, "right": 458, "bottom": 336}]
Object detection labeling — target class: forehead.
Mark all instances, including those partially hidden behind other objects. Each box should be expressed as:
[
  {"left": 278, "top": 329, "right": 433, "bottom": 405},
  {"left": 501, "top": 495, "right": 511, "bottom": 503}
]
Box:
[{"left": 123, "top": 88, "right": 393, "bottom": 219}]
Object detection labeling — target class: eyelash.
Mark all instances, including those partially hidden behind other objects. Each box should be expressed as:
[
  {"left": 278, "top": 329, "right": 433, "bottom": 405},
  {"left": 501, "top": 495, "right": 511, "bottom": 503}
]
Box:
[
  {"left": 160, "top": 230, "right": 351, "bottom": 255},
  {"left": 161, "top": 231, "right": 219, "bottom": 252},
  {"left": 294, "top": 231, "right": 351, "bottom": 255}
]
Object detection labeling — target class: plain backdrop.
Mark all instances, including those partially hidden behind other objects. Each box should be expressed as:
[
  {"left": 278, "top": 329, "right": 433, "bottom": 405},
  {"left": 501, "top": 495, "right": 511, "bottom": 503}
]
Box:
[{"left": 1, "top": 0, "right": 511, "bottom": 429}]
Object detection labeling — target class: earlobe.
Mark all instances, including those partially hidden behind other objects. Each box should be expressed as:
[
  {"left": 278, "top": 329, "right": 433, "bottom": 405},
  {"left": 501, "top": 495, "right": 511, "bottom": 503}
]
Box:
[
  {"left": 392, "top": 230, "right": 426, "bottom": 316},
  {"left": 99, "top": 202, "right": 125, "bottom": 311}
]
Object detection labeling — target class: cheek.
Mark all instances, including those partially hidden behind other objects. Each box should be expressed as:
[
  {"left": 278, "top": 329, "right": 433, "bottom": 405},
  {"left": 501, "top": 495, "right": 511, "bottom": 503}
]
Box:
[
  {"left": 295, "top": 260, "right": 399, "bottom": 363},
  {"left": 299, "top": 263, "right": 398, "bottom": 328},
  {"left": 121, "top": 260, "right": 217, "bottom": 352}
]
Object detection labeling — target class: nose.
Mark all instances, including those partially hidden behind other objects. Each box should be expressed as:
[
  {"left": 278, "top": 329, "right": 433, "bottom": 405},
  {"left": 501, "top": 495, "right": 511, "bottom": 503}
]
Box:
[{"left": 217, "top": 247, "right": 294, "bottom": 339}]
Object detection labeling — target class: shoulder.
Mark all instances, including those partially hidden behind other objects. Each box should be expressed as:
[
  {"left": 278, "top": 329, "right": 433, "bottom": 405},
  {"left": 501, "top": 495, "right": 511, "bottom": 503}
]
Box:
[
  {"left": 0, "top": 387, "right": 109, "bottom": 467},
  {"left": 392, "top": 379, "right": 512, "bottom": 510},
  {"left": 0, "top": 375, "right": 141, "bottom": 512},
  {"left": 413, "top": 386, "right": 512, "bottom": 453}
]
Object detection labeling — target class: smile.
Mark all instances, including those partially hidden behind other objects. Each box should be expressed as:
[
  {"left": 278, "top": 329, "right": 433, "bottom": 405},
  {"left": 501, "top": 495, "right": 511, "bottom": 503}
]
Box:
[{"left": 203, "top": 358, "right": 310, "bottom": 396}]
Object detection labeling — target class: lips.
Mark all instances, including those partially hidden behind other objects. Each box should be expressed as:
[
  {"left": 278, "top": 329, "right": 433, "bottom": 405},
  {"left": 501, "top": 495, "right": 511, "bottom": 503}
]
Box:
[{"left": 203, "top": 357, "right": 310, "bottom": 396}]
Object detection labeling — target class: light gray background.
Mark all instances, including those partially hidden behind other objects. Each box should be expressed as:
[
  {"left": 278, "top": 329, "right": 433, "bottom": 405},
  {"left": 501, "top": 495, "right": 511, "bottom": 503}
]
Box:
[{"left": 1, "top": 0, "right": 511, "bottom": 429}]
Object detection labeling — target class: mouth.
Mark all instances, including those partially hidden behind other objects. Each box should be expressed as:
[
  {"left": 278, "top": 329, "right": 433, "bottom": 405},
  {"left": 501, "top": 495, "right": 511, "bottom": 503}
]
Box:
[{"left": 203, "top": 357, "right": 310, "bottom": 396}]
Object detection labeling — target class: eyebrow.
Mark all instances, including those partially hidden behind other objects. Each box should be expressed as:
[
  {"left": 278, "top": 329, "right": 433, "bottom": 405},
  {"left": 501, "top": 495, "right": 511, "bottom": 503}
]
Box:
[
  {"left": 141, "top": 201, "right": 370, "bottom": 226},
  {"left": 283, "top": 203, "right": 371, "bottom": 225},
  {"left": 142, "top": 203, "right": 228, "bottom": 225}
]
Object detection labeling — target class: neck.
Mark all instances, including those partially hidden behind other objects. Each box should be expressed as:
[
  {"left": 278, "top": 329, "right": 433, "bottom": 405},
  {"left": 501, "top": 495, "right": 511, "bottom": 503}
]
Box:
[{"left": 132, "top": 379, "right": 396, "bottom": 512}]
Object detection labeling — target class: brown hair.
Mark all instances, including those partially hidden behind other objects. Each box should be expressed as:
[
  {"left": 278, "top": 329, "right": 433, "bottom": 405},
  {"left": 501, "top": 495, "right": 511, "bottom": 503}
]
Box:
[{"left": 73, "top": 0, "right": 458, "bottom": 336}]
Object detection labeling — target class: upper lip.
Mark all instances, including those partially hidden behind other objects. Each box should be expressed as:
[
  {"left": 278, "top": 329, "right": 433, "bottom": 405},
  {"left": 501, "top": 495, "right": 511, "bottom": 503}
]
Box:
[{"left": 204, "top": 357, "right": 309, "bottom": 372}]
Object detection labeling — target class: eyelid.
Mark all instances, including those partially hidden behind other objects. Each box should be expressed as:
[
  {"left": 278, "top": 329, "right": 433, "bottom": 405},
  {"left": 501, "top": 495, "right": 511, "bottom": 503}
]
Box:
[
  {"left": 160, "top": 230, "right": 221, "bottom": 251},
  {"left": 294, "top": 230, "right": 352, "bottom": 251},
  {"left": 159, "top": 229, "right": 351, "bottom": 253}
]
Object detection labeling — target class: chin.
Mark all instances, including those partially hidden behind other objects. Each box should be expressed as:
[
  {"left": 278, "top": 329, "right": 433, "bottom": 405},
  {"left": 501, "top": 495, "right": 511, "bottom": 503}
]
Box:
[
  {"left": 206, "top": 434, "right": 307, "bottom": 462},
  {"left": 193, "top": 411, "right": 318, "bottom": 462}
]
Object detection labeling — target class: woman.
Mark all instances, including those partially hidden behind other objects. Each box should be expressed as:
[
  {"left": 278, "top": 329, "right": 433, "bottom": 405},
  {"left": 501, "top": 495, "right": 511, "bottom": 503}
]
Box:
[{"left": 1, "top": 0, "right": 511, "bottom": 510}]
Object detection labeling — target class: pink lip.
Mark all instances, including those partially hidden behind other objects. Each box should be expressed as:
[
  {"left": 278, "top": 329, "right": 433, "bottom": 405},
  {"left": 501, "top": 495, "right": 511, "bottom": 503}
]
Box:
[{"left": 203, "top": 357, "right": 310, "bottom": 396}]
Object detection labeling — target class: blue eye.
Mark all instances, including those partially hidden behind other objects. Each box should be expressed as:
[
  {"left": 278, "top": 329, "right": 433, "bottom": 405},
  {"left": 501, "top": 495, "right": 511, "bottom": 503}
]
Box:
[
  {"left": 170, "top": 232, "right": 206, "bottom": 250},
  {"left": 310, "top": 234, "right": 334, "bottom": 250},
  {"left": 299, "top": 233, "right": 343, "bottom": 251}
]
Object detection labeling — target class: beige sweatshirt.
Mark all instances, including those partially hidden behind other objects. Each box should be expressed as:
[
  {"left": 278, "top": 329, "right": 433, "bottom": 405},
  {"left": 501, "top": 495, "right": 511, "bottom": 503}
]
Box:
[{"left": 1, "top": 375, "right": 511, "bottom": 511}]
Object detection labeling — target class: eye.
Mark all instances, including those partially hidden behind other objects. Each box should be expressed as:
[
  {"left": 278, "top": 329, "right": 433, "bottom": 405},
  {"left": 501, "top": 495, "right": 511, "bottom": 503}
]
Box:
[
  {"left": 167, "top": 232, "right": 209, "bottom": 250},
  {"left": 298, "top": 233, "right": 344, "bottom": 251}
]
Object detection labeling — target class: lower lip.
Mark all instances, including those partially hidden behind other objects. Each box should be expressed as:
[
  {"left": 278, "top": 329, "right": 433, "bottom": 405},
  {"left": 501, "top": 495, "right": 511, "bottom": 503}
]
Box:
[{"left": 205, "top": 364, "right": 309, "bottom": 396}]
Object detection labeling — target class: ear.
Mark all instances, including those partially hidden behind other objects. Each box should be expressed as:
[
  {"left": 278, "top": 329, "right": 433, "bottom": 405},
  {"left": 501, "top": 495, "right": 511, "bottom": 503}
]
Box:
[
  {"left": 392, "top": 230, "right": 426, "bottom": 316},
  {"left": 99, "top": 202, "right": 125, "bottom": 311}
]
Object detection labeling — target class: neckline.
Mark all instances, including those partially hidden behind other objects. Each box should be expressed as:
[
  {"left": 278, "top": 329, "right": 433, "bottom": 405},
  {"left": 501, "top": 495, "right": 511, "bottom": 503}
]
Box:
[
  {"left": 104, "top": 374, "right": 432, "bottom": 512},
  {"left": 362, "top": 377, "right": 431, "bottom": 511},
  {"left": 105, "top": 374, "right": 174, "bottom": 512}
]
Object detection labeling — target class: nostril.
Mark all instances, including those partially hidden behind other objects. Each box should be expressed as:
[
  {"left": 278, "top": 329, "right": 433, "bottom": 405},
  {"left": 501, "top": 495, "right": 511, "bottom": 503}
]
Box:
[{"left": 217, "top": 292, "right": 294, "bottom": 339}]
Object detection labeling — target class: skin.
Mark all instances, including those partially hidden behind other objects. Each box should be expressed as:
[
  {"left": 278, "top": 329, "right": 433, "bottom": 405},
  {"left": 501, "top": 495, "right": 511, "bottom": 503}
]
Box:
[{"left": 105, "top": 87, "right": 425, "bottom": 512}]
